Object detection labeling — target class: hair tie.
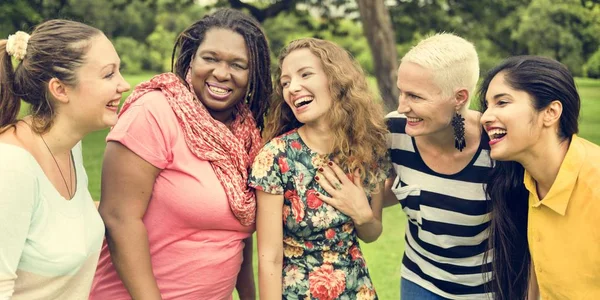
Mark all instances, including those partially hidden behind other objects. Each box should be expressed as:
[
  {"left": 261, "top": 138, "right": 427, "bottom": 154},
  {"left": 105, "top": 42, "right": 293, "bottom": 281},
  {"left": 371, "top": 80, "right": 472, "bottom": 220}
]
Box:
[{"left": 6, "top": 31, "right": 31, "bottom": 61}]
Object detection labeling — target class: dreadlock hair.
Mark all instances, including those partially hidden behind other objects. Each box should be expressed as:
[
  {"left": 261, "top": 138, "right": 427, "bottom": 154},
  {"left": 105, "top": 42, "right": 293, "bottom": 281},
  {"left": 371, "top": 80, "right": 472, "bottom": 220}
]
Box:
[
  {"left": 0, "top": 19, "right": 102, "bottom": 133},
  {"left": 171, "top": 8, "right": 272, "bottom": 130}
]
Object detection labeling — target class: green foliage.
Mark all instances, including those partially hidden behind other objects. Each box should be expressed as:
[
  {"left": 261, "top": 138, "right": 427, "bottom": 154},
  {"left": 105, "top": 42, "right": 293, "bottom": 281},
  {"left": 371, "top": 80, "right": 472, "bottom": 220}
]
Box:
[
  {"left": 513, "top": 0, "right": 600, "bottom": 76},
  {"left": 2, "top": 0, "right": 599, "bottom": 79},
  {"left": 585, "top": 48, "right": 600, "bottom": 78},
  {"left": 114, "top": 37, "right": 147, "bottom": 74},
  {"left": 146, "top": 25, "right": 178, "bottom": 73},
  {"left": 262, "top": 11, "right": 374, "bottom": 74}
]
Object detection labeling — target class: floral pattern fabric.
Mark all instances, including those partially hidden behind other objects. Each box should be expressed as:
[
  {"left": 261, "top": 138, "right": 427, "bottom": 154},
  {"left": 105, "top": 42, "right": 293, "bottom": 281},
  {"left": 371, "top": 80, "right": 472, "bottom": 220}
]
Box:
[{"left": 249, "top": 129, "right": 385, "bottom": 300}]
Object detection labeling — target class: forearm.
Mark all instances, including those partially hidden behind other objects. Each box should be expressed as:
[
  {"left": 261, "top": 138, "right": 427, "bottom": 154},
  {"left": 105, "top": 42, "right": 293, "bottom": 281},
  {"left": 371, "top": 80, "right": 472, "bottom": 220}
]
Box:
[
  {"left": 527, "top": 262, "right": 540, "bottom": 300},
  {"left": 258, "top": 259, "right": 283, "bottom": 300},
  {"left": 236, "top": 236, "right": 256, "bottom": 300},
  {"left": 383, "top": 177, "right": 399, "bottom": 208},
  {"left": 354, "top": 217, "right": 383, "bottom": 243},
  {"left": 104, "top": 219, "right": 161, "bottom": 300}
]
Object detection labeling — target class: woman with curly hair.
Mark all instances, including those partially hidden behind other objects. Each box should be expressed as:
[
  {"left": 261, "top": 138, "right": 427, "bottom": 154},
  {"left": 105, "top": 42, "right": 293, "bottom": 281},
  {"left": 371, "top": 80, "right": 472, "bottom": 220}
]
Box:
[{"left": 249, "top": 38, "right": 389, "bottom": 299}]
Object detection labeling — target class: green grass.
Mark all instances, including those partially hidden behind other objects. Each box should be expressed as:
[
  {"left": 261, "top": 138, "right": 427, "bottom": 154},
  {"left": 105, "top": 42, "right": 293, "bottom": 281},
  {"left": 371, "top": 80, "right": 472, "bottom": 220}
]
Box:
[{"left": 17, "top": 75, "right": 600, "bottom": 299}]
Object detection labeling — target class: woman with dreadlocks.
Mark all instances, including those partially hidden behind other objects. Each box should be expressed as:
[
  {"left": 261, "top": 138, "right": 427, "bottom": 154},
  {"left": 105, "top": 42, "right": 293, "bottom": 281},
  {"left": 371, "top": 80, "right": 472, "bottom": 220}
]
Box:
[{"left": 89, "top": 9, "right": 272, "bottom": 300}]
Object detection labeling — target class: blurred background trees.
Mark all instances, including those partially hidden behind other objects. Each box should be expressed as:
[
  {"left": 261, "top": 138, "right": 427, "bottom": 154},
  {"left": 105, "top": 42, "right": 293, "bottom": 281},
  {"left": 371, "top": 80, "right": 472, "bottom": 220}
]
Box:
[{"left": 2, "top": 0, "right": 599, "bottom": 110}]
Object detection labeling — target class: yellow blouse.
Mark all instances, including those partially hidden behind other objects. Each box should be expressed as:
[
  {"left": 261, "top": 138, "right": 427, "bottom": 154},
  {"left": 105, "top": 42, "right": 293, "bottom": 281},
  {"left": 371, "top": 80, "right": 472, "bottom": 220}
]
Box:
[{"left": 524, "top": 135, "right": 600, "bottom": 299}]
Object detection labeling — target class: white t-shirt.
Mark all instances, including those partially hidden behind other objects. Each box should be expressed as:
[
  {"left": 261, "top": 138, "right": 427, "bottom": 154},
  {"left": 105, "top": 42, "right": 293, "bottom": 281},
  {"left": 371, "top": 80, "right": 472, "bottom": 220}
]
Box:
[{"left": 0, "top": 142, "right": 104, "bottom": 300}]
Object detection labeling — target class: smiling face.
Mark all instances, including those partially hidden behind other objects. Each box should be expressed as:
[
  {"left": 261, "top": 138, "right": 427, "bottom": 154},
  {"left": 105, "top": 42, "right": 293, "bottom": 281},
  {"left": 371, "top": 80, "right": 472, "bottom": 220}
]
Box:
[
  {"left": 279, "top": 48, "right": 333, "bottom": 126},
  {"left": 396, "top": 61, "right": 456, "bottom": 137},
  {"left": 65, "top": 34, "right": 130, "bottom": 132},
  {"left": 190, "top": 28, "right": 249, "bottom": 123},
  {"left": 481, "top": 72, "right": 545, "bottom": 161}
]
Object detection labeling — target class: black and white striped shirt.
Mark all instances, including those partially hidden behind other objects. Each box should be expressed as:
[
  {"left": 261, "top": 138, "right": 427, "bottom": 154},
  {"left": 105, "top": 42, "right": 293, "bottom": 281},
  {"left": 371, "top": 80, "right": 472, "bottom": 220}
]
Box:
[{"left": 386, "top": 112, "right": 493, "bottom": 299}]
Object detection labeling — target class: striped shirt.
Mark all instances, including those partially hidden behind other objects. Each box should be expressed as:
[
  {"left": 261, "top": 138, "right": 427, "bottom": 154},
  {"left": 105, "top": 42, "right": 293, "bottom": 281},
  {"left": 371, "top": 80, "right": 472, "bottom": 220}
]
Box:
[{"left": 386, "top": 112, "right": 493, "bottom": 299}]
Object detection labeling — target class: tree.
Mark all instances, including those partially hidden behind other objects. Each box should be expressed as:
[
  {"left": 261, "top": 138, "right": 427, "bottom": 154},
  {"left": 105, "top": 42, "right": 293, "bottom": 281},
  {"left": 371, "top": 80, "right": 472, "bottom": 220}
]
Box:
[
  {"left": 356, "top": 0, "right": 398, "bottom": 111},
  {"left": 513, "top": 0, "right": 600, "bottom": 75}
]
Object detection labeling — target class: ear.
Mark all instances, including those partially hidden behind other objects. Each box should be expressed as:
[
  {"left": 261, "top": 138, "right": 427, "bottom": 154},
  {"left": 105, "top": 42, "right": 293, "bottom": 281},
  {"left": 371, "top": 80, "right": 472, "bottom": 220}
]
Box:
[
  {"left": 542, "top": 100, "right": 563, "bottom": 127},
  {"left": 47, "top": 78, "right": 69, "bottom": 104},
  {"left": 454, "top": 88, "right": 470, "bottom": 110}
]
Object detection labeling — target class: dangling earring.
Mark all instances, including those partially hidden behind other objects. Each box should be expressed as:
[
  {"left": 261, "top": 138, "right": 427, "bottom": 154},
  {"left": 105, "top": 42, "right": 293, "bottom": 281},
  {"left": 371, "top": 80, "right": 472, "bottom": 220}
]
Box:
[
  {"left": 245, "top": 85, "right": 253, "bottom": 103},
  {"left": 451, "top": 111, "right": 466, "bottom": 151}
]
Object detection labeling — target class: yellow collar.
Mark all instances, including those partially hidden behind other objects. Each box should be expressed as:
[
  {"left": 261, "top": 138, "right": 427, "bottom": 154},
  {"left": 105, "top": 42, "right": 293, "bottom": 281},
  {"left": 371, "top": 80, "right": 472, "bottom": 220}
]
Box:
[{"left": 523, "top": 135, "right": 585, "bottom": 216}]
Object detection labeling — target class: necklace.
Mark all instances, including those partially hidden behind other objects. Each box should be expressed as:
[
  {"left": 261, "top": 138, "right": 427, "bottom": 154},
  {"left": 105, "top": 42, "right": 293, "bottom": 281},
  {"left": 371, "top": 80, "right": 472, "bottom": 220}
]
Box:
[{"left": 40, "top": 135, "right": 74, "bottom": 199}]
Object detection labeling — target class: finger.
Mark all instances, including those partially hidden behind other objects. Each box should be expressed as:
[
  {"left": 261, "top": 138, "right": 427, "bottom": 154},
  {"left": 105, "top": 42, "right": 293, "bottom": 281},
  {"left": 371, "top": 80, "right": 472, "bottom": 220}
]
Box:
[
  {"left": 315, "top": 191, "right": 336, "bottom": 206},
  {"left": 328, "top": 161, "right": 351, "bottom": 184},
  {"left": 315, "top": 174, "right": 337, "bottom": 195},
  {"left": 353, "top": 168, "right": 363, "bottom": 187},
  {"left": 318, "top": 166, "right": 343, "bottom": 191}
]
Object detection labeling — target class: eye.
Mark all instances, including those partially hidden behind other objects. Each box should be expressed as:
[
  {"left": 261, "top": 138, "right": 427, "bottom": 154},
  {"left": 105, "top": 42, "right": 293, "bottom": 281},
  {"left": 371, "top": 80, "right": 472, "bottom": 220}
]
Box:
[
  {"left": 202, "top": 56, "right": 217, "bottom": 62},
  {"left": 301, "top": 72, "right": 313, "bottom": 78},
  {"left": 231, "top": 63, "right": 247, "bottom": 70},
  {"left": 497, "top": 99, "right": 509, "bottom": 106},
  {"left": 281, "top": 81, "right": 290, "bottom": 88},
  {"left": 104, "top": 72, "right": 115, "bottom": 79},
  {"left": 407, "top": 93, "right": 421, "bottom": 100}
]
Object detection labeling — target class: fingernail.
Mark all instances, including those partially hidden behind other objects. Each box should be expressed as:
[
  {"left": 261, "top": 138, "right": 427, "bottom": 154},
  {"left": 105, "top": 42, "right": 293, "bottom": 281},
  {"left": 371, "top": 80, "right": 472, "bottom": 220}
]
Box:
[
  {"left": 318, "top": 167, "right": 324, "bottom": 172},
  {"left": 315, "top": 192, "right": 320, "bottom": 196},
  {"left": 315, "top": 175, "right": 320, "bottom": 180},
  {"left": 328, "top": 161, "right": 333, "bottom": 166}
]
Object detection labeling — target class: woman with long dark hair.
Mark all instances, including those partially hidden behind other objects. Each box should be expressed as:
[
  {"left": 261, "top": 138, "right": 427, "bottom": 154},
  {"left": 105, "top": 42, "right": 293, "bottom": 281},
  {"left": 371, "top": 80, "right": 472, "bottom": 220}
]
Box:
[{"left": 480, "top": 55, "right": 600, "bottom": 300}]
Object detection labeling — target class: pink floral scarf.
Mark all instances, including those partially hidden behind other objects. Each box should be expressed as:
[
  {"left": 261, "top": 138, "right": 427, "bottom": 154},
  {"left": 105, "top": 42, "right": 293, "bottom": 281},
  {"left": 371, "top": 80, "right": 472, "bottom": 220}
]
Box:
[{"left": 120, "top": 72, "right": 261, "bottom": 226}]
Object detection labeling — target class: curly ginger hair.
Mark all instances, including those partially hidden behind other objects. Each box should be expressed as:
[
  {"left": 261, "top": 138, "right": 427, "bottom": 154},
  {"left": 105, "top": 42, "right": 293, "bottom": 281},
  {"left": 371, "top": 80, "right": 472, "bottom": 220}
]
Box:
[{"left": 263, "top": 38, "right": 389, "bottom": 191}]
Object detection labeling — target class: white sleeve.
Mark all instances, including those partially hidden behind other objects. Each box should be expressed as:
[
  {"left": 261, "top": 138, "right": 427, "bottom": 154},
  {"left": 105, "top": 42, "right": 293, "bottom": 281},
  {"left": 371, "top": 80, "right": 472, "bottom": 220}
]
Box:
[{"left": 0, "top": 163, "right": 37, "bottom": 299}]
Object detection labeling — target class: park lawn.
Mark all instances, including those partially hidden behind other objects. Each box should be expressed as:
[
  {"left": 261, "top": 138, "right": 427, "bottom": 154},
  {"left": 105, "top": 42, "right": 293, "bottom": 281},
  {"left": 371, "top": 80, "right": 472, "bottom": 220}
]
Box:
[{"left": 18, "top": 75, "right": 599, "bottom": 299}]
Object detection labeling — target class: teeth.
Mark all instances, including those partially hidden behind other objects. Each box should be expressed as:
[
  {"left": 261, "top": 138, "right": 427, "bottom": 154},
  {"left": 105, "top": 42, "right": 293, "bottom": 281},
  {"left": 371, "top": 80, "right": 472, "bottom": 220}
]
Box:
[
  {"left": 208, "top": 85, "right": 229, "bottom": 95},
  {"left": 294, "top": 96, "right": 314, "bottom": 108},
  {"left": 407, "top": 117, "right": 422, "bottom": 122},
  {"left": 488, "top": 129, "right": 507, "bottom": 136},
  {"left": 488, "top": 129, "right": 507, "bottom": 139}
]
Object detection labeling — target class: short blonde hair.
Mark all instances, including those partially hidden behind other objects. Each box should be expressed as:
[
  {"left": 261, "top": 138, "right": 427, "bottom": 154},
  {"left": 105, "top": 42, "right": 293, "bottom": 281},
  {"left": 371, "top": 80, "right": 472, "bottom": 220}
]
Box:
[{"left": 401, "top": 33, "right": 479, "bottom": 100}]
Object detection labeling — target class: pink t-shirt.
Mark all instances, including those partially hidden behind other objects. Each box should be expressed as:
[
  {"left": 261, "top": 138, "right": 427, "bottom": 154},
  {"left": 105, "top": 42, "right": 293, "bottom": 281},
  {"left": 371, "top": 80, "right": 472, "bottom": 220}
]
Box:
[{"left": 89, "top": 91, "right": 254, "bottom": 300}]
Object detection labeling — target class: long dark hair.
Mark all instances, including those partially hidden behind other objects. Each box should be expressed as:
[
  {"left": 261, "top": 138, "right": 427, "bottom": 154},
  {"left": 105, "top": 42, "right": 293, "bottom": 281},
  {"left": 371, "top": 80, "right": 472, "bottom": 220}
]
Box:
[
  {"left": 0, "top": 20, "right": 101, "bottom": 133},
  {"left": 171, "top": 8, "right": 272, "bottom": 130},
  {"left": 479, "top": 55, "right": 580, "bottom": 300}
]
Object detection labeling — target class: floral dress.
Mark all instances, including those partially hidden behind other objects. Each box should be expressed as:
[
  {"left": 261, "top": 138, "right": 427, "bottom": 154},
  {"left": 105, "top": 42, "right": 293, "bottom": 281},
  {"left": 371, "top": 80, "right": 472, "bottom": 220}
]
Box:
[{"left": 249, "top": 129, "right": 386, "bottom": 300}]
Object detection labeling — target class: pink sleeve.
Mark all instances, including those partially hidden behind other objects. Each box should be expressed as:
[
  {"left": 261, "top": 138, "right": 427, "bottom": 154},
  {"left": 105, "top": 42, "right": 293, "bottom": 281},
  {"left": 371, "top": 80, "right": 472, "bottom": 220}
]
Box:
[{"left": 106, "top": 91, "right": 176, "bottom": 169}]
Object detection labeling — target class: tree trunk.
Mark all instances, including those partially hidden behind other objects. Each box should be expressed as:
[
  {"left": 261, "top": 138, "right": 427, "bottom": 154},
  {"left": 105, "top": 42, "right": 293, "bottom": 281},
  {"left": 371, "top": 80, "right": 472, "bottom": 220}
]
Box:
[{"left": 356, "top": 0, "right": 398, "bottom": 113}]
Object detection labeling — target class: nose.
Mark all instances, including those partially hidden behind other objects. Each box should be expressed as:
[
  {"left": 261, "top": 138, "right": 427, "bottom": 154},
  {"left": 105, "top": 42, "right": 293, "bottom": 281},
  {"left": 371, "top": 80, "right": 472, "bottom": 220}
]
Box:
[
  {"left": 480, "top": 106, "right": 494, "bottom": 126},
  {"left": 288, "top": 78, "right": 302, "bottom": 94},
  {"left": 118, "top": 73, "right": 131, "bottom": 93},
  {"left": 397, "top": 93, "right": 410, "bottom": 114},
  {"left": 212, "top": 62, "right": 231, "bottom": 81}
]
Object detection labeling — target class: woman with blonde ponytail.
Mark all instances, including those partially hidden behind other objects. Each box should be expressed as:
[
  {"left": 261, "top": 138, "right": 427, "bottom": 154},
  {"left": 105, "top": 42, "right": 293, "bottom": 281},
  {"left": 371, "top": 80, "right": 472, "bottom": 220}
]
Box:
[{"left": 0, "top": 20, "right": 129, "bottom": 299}]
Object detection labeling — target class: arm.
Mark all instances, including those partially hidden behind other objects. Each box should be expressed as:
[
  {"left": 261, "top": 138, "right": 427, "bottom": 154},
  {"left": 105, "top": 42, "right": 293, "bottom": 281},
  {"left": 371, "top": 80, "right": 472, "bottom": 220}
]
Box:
[
  {"left": 0, "top": 169, "right": 35, "bottom": 298},
  {"left": 235, "top": 236, "right": 256, "bottom": 300},
  {"left": 527, "top": 261, "right": 540, "bottom": 300},
  {"left": 316, "top": 162, "right": 382, "bottom": 243},
  {"left": 354, "top": 182, "right": 384, "bottom": 243},
  {"left": 383, "top": 172, "right": 399, "bottom": 208},
  {"left": 256, "top": 190, "right": 284, "bottom": 300},
  {"left": 98, "top": 142, "right": 162, "bottom": 300}
]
